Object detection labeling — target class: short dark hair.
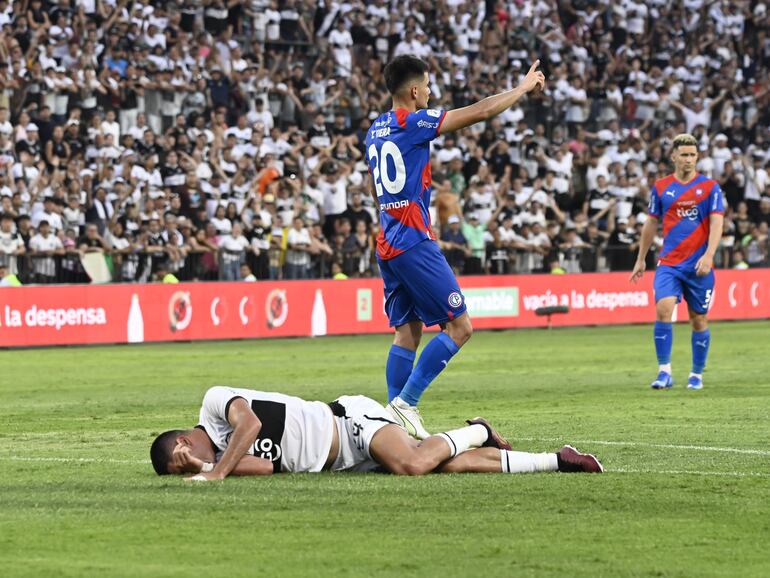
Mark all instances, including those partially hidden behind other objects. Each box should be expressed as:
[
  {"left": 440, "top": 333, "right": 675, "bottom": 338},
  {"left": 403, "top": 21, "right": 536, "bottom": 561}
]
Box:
[
  {"left": 150, "top": 429, "right": 184, "bottom": 475},
  {"left": 384, "top": 55, "right": 428, "bottom": 95}
]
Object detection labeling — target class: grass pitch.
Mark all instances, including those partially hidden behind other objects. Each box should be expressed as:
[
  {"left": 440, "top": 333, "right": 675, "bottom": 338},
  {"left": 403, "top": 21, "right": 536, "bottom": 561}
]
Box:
[{"left": 1, "top": 321, "right": 769, "bottom": 577}]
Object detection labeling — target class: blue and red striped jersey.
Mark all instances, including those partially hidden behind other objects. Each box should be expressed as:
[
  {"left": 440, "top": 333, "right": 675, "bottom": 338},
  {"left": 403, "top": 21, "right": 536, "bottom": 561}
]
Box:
[
  {"left": 648, "top": 173, "right": 725, "bottom": 268},
  {"left": 365, "top": 107, "right": 447, "bottom": 260}
]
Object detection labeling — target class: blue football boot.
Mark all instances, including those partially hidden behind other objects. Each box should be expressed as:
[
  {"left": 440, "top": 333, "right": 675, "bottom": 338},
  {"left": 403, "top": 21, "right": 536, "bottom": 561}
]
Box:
[{"left": 650, "top": 371, "right": 674, "bottom": 389}]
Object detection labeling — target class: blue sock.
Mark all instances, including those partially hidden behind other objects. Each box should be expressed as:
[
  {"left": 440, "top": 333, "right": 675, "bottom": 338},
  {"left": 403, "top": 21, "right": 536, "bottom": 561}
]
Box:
[
  {"left": 692, "top": 328, "right": 711, "bottom": 374},
  {"left": 386, "top": 345, "right": 416, "bottom": 402},
  {"left": 654, "top": 321, "right": 673, "bottom": 366},
  {"left": 398, "top": 332, "right": 460, "bottom": 406}
]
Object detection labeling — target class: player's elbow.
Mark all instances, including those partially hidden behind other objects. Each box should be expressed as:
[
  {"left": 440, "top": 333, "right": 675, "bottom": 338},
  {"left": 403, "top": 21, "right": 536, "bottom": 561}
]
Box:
[
  {"left": 245, "top": 416, "right": 262, "bottom": 437},
  {"left": 478, "top": 100, "right": 497, "bottom": 121}
]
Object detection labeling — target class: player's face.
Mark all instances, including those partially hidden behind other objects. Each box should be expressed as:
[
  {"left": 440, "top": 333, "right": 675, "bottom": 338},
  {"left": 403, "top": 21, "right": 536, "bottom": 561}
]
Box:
[
  {"left": 166, "top": 437, "right": 214, "bottom": 475},
  {"left": 411, "top": 72, "right": 431, "bottom": 109},
  {"left": 672, "top": 145, "right": 698, "bottom": 175}
]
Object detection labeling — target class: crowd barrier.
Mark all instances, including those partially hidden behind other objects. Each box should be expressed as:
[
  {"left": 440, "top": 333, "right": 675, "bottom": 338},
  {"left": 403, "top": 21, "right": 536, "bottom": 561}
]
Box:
[{"left": 0, "top": 270, "right": 767, "bottom": 347}]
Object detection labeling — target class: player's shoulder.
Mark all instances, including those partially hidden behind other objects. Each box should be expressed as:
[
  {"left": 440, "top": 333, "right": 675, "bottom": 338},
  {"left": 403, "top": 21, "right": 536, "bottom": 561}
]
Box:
[
  {"left": 652, "top": 173, "right": 677, "bottom": 192},
  {"left": 202, "top": 385, "right": 250, "bottom": 405},
  {"left": 415, "top": 108, "right": 444, "bottom": 119},
  {"left": 695, "top": 173, "right": 719, "bottom": 188},
  {"left": 395, "top": 107, "right": 445, "bottom": 126},
  {"left": 410, "top": 108, "right": 444, "bottom": 125}
]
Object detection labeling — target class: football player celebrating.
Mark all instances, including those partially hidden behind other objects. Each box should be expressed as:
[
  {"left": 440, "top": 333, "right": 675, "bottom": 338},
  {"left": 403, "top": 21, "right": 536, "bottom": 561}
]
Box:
[
  {"left": 365, "top": 55, "right": 545, "bottom": 438},
  {"left": 630, "top": 133, "right": 725, "bottom": 390},
  {"left": 150, "top": 386, "right": 603, "bottom": 479}
]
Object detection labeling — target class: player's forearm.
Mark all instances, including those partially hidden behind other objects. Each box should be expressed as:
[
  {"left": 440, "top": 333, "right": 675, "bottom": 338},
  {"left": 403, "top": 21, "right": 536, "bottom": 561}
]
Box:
[
  {"left": 211, "top": 421, "right": 261, "bottom": 479},
  {"left": 477, "top": 86, "right": 527, "bottom": 121},
  {"left": 705, "top": 214, "right": 724, "bottom": 258},
  {"left": 230, "top": 455, "right": 274, "bottom": 476},
  {"left": 636, "top": 218, "right": 658, "bottom": 262}
]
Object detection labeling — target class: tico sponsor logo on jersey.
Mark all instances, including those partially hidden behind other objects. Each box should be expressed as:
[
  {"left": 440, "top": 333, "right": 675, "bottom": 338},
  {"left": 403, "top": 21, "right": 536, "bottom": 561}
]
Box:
[
  {"left": 675, "top": 199, "right": 699, "bottom": 220},
  {"left": 676, "top": 206, "right": 699, "bottom": 220}
]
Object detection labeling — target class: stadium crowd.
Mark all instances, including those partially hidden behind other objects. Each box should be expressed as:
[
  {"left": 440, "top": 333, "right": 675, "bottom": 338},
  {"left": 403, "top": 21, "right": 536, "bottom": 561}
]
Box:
[{"left": 0, "top": 0, "right": 768, "bottom": 285}]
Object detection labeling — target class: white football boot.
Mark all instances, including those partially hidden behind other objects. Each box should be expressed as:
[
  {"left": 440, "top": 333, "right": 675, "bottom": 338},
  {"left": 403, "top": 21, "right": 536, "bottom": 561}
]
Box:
[{"left": 386, "top": 396, "right": 431, "bottom": 440}]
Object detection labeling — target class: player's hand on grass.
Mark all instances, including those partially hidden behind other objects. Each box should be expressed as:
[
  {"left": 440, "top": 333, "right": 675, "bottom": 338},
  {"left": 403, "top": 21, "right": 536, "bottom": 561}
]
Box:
[
  {"left": 522, "top": 60, "right": 546, "bottom": 93},
  {"left": 184, "top": 471, "right": 224, "bottom": 482},
  {"left": 694, "top": 254, "right": 713, "bottom": 277},
  {"left": 629, "top": 260, "right": 645, "bottom": 283}
]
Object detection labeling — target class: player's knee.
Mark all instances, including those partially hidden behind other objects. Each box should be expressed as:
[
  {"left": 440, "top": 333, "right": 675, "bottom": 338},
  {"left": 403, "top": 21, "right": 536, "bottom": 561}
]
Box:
[
  {"left": 391, "top": 454, "right": 433, "bottom": 476},
  {"left": 447, "top": 315, "right": 473, "bottom": 346},
  {"left": 655, "top": 304, "right": 674, "bottom": 322},
  {"left": 402, "top": 458, "right": 432, "bottom": 476},
  {"left": 394, "top": 324, "right": 421, "bottom": 350},
  {"left": 463, "top": 319, "right": 474, "bottom": 341}
]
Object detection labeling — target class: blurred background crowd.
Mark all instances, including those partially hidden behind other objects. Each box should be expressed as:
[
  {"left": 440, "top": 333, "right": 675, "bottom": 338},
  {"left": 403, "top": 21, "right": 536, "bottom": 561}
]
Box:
[{"left": 0, "top": 0, "right": 768, "bottom": 285}]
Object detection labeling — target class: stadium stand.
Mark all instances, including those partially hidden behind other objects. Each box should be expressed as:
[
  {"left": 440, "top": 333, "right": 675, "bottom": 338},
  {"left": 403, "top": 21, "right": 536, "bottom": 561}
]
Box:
[{"left": 0, "top": 0, "right": 767, "bottom": 284}]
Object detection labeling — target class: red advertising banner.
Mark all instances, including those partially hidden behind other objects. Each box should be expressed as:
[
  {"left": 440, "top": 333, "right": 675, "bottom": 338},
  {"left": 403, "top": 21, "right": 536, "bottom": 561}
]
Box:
[{"left": 0, "top": 270, "right": 767, "bottom": 347}]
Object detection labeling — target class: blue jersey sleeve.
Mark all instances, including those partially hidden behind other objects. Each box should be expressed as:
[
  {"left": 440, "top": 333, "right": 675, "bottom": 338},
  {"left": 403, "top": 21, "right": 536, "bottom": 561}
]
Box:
[
  {"left": 709, "top": 182, "right": 725, "bottom": 214},
  {"left": 407, "top": 109, "right": 446, "bottom": 145},
  {"left": 648, "top": 186, "right": 662, "bottom": 218}
]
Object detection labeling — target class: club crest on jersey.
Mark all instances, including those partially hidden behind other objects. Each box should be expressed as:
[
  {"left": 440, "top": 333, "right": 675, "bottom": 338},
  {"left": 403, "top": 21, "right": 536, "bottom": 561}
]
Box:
[
  {"left": 448, "top": 292, "right": 463, "bottom": 308},
  {"left": 427, "top": 109, "right": 441, "bottom": 118},
  {"left": 696, "top": 188, "right": 703, "bottom": 196}
]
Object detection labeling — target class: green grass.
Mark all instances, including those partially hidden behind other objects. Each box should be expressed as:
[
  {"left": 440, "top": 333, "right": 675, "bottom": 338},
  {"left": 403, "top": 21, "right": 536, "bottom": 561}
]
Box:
[{"left": 1, "top": 321, "right": 770, "bottom": 577}]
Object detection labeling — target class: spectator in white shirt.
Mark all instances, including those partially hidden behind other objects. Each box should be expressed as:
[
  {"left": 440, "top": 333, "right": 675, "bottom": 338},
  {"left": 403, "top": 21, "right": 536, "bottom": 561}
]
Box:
[
  {"left": 667, "top": 91, "right": 728, "bottom": 134},
  {"left": 328, "top": 19, "right": 353, "bottom": 77},
  {"left": 217, "top": 222, "right": 250, "bottom": 281},
  {"left": 0, "top": 213, "right": 25, "bottom": 274},
  {"left": 285, "top": 216, "right": 312, "bottom": 279},
  {"left": 28, "top": 220, "right": 64, "bottom": 282},
  {"left": 247, "top": 99, "right": 274, "bottom": 136},
  {"left": 100, "top": 110, "right": 120, "bottom": 144},
  {"left": 32, "top": 197, "right": 64, "bottom": 233},
  {"left": 210, "top": 204, "right": 233, "bottom": 235}
]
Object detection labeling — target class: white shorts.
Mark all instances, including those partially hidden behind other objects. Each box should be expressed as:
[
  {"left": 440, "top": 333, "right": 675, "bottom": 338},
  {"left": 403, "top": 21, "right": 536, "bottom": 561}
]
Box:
[{"left": 328, "top": 395, "right": 401, "bottom": 472}]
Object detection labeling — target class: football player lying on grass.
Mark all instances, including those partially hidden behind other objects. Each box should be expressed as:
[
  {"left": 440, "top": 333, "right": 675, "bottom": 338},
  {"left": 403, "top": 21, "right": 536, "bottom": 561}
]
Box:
[{"left": 150, "top": 387, "right": 603, "bottom": 480}]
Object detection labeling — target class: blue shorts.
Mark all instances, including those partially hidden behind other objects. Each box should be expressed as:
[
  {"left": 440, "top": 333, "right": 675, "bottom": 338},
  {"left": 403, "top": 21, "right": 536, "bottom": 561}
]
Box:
[
  {"left": 377, "top": 240, "right": 467, "bottom": 328},
  {"left": 653, "top": 264, "right": 715, "bottom": 314}
]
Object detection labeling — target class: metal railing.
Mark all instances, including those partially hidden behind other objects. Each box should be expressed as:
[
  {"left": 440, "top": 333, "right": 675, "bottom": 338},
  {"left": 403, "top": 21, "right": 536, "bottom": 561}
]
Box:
[{"left": 2, "top": 240, "right": 768, "bottom": 285}]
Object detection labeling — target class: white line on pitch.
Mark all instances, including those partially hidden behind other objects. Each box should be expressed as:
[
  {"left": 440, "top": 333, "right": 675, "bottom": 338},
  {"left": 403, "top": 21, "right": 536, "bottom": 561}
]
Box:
[
  {"left": 507, "top": 437, "right": 770, "bottom": 456},
  {"left": 0, "top": 455, "right": 148, "bottom": 464},
  {"left": 613, "top": 467, "right": 770, "bottom": 478}
]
